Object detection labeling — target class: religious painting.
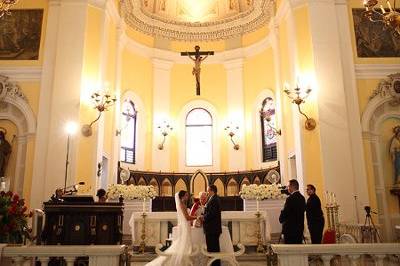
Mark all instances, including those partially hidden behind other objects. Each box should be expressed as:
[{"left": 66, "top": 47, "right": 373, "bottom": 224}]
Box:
[
  {"left": 352, "top": 8, "right": 400, "bottom": 57},
  {"left": 0, "top": 9, "right": 44, "bottom": 60}
]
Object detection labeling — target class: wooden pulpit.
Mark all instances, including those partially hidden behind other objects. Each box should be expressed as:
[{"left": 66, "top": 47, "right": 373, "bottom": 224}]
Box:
[{"left": 42, "top": 200, "right": 123, "bottom": 245}]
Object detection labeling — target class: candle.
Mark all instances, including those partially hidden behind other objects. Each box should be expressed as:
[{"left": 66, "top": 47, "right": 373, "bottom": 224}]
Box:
[
  {"left": 387, "top": 1, "right": 392, "bottom": 11},
  {"left": 333, "top": 193, "right": 337, "bottom": 205},
  {"left": 380, "top": 5, "right": 386, "bottom": 13}
]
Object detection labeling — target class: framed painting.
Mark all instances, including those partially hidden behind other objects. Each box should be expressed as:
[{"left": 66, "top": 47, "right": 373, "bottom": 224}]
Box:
[
  {"left": 352, "top": 8, "right": 400, "bottom": 57},
  {"left": 0, "top": 9, "right": 44, "bottom": 60}
]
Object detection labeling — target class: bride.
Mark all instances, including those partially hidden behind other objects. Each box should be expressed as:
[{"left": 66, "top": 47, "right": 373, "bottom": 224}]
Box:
[{"left": 146, "top": 190, "right": 197, "bottom": 266}]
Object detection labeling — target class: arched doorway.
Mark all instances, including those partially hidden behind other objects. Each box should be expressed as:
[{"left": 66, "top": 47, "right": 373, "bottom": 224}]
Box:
[{"left": 0, "top": 76, "right": 36, "bottom": 196}]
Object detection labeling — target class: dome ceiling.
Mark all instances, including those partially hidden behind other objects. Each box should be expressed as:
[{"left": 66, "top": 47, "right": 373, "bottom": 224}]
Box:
[{"left": 121, "top": 0, "right": 274, "bottom": 41}]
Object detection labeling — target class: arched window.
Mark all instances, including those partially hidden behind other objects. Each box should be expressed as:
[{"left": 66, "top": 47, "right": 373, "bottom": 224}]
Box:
[
  {"left": 120, "top": 100, "right": 137, "bottom": 164},
  {"left": 185, "top": 108, "right": 213, "bottom": 166},
  {"left": 260, "top": 97, "right": 277, "bottom": 162}
]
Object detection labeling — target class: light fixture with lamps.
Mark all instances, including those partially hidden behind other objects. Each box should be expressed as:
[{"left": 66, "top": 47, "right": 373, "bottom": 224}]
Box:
[
  {"left": 64, "top": 121, "right": 78, "bottom": 194},
  {"left": 224, "top": 123, "right": 240, "bottom": 150},
  {"left": 82, "top": 91, "right": 117, "bottom": 137},
  {"left": 363, "top": 0, "right": 400, "bottom": 36},
  {"left": 260, "top": 97, "right": 281, "bottom": 136},
  {"left": 157, "top": 121, "right": 173, "bottom": 150},
  {"left": 0, "top": 0, "right": 19, "bottom": 19},
  {"left": 284, "top": 83, "right": 316, "bottom": 131}
]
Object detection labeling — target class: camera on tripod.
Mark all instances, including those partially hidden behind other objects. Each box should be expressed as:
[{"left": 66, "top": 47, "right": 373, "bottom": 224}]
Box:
[{"left": 364, "top": 206, "right": 371, "bottom": 215}]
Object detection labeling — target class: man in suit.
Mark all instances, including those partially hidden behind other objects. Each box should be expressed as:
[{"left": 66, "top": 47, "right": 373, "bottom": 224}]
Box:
[
  {"left": 279, "top": 179, "right": 306, "bottom": 244},
  {"left": 306, "top": 184, "right": 325, "bottom": 244},
  {"left": 202, "top": 185, "right": 222, "bottom": 266}
]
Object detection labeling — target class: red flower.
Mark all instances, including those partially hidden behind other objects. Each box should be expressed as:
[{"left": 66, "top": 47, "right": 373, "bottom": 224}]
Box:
[
  {"left": 0, "top": 191, "right": 5, "bottom": 197},
  {"left": 22, "top": 206, "right": 27, "bottom": 213},
  {"left": 28, "top": 211, "right": 33, "bottom": 218},
  {"left": 12, "top": 194, "right": 19, "bottom": 202},
  {"left": 6, "top": 191, "right": 13, "bottom": 197}
]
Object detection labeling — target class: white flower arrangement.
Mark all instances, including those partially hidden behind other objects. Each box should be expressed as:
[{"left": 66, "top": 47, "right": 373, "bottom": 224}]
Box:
[
  {"left": 239, "top": 184, "right": 286, "bottom": 200},
  {"left": 107, "top": 184, "right": 158, "bottom": 200}
]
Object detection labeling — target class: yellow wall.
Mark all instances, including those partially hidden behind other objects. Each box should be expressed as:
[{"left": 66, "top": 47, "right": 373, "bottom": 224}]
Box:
[
  {"left": 77, "top": 6, "right": 104, "bottom": 192},
  {"left": 292, "top": 6, "right": 325, "bottom": 196},
  {"left": 243, "top": 48, "right": 276, "bottom": 169},
  {"left": 170, "top": 63, "right": 228, "bottom": 171},
  {"left": 120, "top": 49, "right": 153, "bottom": 170}
]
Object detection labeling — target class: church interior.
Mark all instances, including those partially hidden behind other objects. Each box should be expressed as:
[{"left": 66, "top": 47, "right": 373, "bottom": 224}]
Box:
[{"left": 0, "top": 0, "right": 399, "bottom": 265}]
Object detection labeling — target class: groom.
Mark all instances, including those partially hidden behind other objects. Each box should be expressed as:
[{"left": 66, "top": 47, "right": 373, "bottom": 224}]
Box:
[{"left": 202, "top": 185, "right": 222, "bottom": 266}]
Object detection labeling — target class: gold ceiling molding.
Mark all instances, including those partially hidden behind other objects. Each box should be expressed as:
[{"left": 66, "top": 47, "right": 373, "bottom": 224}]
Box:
[{"left": 120, "top": 0, "right": 275, "bottom": 41}]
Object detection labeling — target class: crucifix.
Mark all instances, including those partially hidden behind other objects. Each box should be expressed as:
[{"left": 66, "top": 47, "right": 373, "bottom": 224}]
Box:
[{"left": 181, "top": 45, "right": 214, "bottom": 96}]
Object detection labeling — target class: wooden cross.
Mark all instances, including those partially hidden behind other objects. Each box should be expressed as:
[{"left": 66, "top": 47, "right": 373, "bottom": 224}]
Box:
[{"left": 181, "top": 45, "right": 214, "bottom": 96}]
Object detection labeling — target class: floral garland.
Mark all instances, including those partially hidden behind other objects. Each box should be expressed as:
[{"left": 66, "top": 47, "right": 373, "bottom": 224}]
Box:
[
  {"left": 239, "top": 184, "right": 286, "bottom": 200},
  {"left": 107, "top": 184, "right": 158, "bottom": 200}
]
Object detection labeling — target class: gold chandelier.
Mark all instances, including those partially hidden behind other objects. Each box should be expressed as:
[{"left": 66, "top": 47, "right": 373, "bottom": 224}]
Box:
[
  {"left": 0, "top": 0, "right": 19, "bottom": 19},
  {"left": 363, "top": 0, "right": 400, "bottom": 36}
]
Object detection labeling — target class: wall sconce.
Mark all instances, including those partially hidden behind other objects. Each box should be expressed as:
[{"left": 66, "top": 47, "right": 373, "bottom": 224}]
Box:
[
  {"left": 224, "top": 124, "right": 240, "bottom": 150},
  {"left": 157, "top": 121, "right": 173, "bottom": 150},
  {"left": 82, "top": 91, "right": 117, "bottom": 137},
  {"left": 284, "top": 83, "right": 316, "bottom": 131},
  {"left": 260, "top": 97, "right": 282, "bottom": 136}
]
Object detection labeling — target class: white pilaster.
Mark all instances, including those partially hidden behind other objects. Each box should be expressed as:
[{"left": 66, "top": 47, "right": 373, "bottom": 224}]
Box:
[
  {"left": 151, "top": 59, "right": 173, "bottom": 171},
  {"left": 224, "top": 59, "right": 246, "bottom": 171},
  {"left": 307, "top": 0, "right": 363, "bottom": 220},
  {"left": 269, "top": 20, "right": 287, "bottom": 183},
  {"left": 31, "top": 0, "right": 89, "bottom": 208},
  {"left": 335, "top": 0, "right": 370, "bottom": 222},
  {"left": 286, "top": 8, "right": 305, "bottom": 191},
  {"left": 111, "top": 23, "right": 126, "bottom": 183}
]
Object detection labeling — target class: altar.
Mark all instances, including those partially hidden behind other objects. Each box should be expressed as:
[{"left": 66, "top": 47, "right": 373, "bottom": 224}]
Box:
[{"left": 129, "top": 207, "right": 283, "bottom": 247}]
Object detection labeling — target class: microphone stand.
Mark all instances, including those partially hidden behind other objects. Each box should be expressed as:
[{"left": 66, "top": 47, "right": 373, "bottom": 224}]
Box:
[{"left": 64, "top": 134, "right": 71, "bottom": 194}]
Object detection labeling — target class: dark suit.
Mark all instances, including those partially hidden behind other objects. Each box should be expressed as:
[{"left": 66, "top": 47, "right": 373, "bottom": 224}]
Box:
[
  {"left": 279, "top": 191, "right": 306, "bottom": 244},
  {"left": 306, "top": 193, "right": 325, "bottom": 244},
  {"left": 203, "top": 194, "right": 222, "bottom": 266}
]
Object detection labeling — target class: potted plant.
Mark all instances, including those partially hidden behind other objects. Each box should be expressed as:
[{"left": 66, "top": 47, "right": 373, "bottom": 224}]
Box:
[{"left": 0, "top": 191, "right": 33, "bottom": 244}]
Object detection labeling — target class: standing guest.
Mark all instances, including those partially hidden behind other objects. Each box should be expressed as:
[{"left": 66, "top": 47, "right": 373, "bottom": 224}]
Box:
[
  {"left": 279, "top": 179, "right": 306, "bottom": 244},
  {"left": 306, "top": 184, "right": 325, "bottom": 244},
  {"left": 96, "top": 188, "right": 107, "bottom": 203},
  {"left": 202, "top": 185, "right": 222, "bottom": 266}
]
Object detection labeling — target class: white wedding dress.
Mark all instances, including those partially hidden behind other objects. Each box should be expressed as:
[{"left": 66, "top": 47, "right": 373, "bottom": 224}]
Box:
[{"left": 146, "top": 193, "right": 193, "bottom": 266}]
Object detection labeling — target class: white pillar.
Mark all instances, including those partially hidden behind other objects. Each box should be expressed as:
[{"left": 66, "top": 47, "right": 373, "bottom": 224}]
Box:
[
  {"left": 31, "top": 0, "right": 89, "bottom": 208},
  {"left": 151, "top": 59, "right": 173, "bottom": 171},
  {"left": 13, "top": 135, "right": 27, "bottom": 196},
  {"left": 307, "top": 0, "right": 367, "bottom": 220},
  {"left": 224, "top": 59, "right": 246, "bottom": 171}
]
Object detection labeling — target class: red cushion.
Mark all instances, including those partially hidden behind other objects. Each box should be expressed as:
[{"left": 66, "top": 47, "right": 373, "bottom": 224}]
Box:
[{"left": 323, "top": 230, "right": 336, "bottom": 244}]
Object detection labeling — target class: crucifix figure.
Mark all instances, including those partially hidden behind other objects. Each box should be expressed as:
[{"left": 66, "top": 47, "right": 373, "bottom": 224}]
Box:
[{"left": 181, "top": 45, "right": 214, "bottom": 95}]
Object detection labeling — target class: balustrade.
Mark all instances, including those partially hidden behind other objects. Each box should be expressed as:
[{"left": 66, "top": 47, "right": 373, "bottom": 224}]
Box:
[
  {"left": 271, "top": 243, "right": 400, "bottom": 266},
  {"left": 1, "top": 245, "right": 127, "bottom": 266}
]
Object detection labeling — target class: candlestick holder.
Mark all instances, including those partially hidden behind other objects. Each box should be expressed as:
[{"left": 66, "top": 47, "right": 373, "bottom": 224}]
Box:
[
  {"left": 325, "top": 203, "right": 340, "bottom": 242},
  {"left": 139, "top": 212, "right": 147, "bottom": 254},
  {"left": 255, "top": 211, "right": 265, "bottom": 253}
]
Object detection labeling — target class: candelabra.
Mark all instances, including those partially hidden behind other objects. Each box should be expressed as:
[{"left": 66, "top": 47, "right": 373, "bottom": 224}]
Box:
[
  {"left": 139, "top": 212, "right": 147, "bottom": 254},
  {"left": 157, "top": 121, "right": 173, "bottom": 150},
  {"left": 255, "top": 204, "right": 265, "bottom": 253},
  {"left": 325, "top": 192, "right": 340, "bottom": 242},
  {"left": 363, "top": 0, "right": 400, "bottom": 36},
  {"left": 224, "top": 124, "right": 240, "bottom": 150},
  {"left": 284, "top": 84, "right": 316, "bottom": 130},
  {"left": 82, "top": 91, "right": 117, "bottom": 137},
  {"left": 0, "top": 0, "right": 19, "bottom": 19}
]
